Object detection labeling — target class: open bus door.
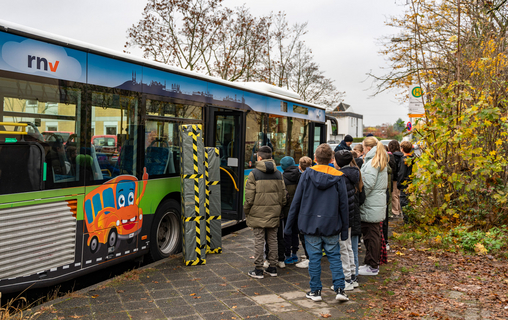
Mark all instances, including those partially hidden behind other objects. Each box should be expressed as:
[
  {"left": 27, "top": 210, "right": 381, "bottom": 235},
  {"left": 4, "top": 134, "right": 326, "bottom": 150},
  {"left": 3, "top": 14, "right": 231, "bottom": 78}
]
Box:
[
  {"left": 311, "top": 122, "right": 327, "bottom": 153},
  {"left": 205, "top": 108, "right": 245, "bottom": 223}
]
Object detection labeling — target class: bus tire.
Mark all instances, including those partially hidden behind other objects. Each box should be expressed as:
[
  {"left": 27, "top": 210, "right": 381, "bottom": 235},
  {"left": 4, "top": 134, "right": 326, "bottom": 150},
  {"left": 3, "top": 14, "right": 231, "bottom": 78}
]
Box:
[
  {"left": 149, "top": 199, "right": 182, "bottom": 261},
  {"left": 90, "top": 236, "right": 99, "bottom": 254},
  {"left": 108, "top": 228, "right": 118, "bottom": 247}
]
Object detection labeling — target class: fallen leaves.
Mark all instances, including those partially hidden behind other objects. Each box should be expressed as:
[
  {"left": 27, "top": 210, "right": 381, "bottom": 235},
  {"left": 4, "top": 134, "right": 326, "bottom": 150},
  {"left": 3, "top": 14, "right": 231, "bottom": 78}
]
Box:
[
  {"left": 319, "top": 313, "right": 331, "bottom": 318},
  {"left": 375, "top": 244, "right": 508, "bottom": 319}
]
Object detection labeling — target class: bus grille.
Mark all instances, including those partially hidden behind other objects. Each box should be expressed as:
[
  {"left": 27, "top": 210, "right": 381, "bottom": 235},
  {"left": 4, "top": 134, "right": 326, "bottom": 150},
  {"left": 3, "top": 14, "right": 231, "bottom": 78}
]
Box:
[{"left": 0, "top": 200, "right": 77, "bottom": 280}]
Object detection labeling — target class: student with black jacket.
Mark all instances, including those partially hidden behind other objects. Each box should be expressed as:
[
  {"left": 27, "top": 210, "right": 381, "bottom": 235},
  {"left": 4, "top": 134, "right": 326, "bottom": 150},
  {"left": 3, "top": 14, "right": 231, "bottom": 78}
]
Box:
[
  {"left": 397, "top": 141, "right": 414, "bottom": 224},
  {"left": 389, "top": 140, "right": 403, "bottom": 217}
]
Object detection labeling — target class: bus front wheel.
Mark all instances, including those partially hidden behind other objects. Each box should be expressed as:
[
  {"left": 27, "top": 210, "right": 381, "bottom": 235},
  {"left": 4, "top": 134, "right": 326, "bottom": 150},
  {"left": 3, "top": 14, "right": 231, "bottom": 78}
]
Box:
[
  {"left": 108, "top": 228, "right": 118, "bottom": 247},
  {"left": 149, "top": 199, "right": 182, "bottom": 261}
]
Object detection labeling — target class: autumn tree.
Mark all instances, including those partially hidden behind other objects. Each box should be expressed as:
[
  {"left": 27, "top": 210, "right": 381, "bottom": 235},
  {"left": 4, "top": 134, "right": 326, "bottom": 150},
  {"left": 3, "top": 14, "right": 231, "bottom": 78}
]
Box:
[
  {"left": 125, "top": 0, "right": 270, "bottom": 80},
  {"left": 375, "top": 0, "right": 508, "bottom": 228},
  {"left": 259, "top": 12, "right": 343, "bottom": 108},
  {"left": 126, "top": 0, "right": 343, "bottom": 107},
  {"left": 394, "top": 118, "right": 406, "bottom": 132}
]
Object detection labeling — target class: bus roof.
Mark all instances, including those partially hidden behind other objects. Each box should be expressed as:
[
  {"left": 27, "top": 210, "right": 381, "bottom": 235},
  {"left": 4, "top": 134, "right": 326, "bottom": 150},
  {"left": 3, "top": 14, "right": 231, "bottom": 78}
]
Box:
[{"left": 0, "top": 19, "right": 326, "bottom": 111}]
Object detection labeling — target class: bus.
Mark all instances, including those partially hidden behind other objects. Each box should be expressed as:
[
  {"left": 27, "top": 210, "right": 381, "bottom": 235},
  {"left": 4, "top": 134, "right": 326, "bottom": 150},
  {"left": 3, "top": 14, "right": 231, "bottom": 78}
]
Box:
[{"left": 0, "top": 20, "right": 327, "bottom": 293}]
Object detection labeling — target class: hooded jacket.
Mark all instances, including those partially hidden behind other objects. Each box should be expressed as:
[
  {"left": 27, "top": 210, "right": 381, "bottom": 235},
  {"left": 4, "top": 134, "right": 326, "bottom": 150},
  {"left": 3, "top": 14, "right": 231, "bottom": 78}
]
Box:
[
  {"left": 244, "top": 159, "right": 287, "bottom": 228},
  {"left": 284, "top": 165, "right": 349, "bottom": 240},
  {"left": 360, "top": 146, "right": 388, "bottom": 223},
  {"left": 334, "top": 140, "right": 352, "bottom": 152},
  {"left": 397, "top": 154, "right": 414, "bottom": 191},
  {"left": 282, "top": 165, "right": 301, "bottom": 218},
  {"left": 338, "top": 165, "right": 361, "bottom": 236},
  {"left": 392, "top": 151, "right": 404, "bottom": 183}
]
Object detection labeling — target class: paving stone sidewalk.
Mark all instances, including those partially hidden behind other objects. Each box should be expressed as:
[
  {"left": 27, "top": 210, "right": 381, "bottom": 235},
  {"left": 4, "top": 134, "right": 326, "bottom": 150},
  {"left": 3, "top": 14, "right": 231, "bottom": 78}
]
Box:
[{"left": 32, "top": 228, "right": 384, "bottom": 320}]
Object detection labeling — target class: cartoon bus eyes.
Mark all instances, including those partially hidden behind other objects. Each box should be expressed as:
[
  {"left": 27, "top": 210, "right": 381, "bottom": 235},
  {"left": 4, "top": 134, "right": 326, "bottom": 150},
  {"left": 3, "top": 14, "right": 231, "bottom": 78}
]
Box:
[
  {"left": 118, "top": 192, "right": 135, "bottom": 208},
  {"left": 117, "top": 182, "right": 135, "bottom": 208}
]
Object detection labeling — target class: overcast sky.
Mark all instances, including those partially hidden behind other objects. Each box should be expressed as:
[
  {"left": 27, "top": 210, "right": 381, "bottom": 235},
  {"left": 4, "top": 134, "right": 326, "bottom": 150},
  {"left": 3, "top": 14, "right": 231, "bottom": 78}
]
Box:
[{"left": 0, "top": 0, "right": 410, "bottom": 126}]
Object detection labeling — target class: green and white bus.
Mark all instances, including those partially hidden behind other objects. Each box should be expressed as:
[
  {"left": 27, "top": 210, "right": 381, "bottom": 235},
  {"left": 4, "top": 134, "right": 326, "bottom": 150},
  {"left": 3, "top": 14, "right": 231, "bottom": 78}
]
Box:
[{"left": 0, "top": 20, "right": 327, "bottom": 293}]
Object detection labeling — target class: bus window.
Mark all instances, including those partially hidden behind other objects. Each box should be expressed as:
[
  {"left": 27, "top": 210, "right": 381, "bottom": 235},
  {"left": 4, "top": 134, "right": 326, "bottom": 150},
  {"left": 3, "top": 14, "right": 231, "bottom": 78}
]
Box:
[
  {"left": 268, "top": 116, "right": 288, "bottom": 165},
  {"left": 144, "top": 120, "right": 179, "bottom": 177},
  {"left": 91, "top": 92, "right": 138, "bottom": 182},
  {"left": 245, "top": 112, "right": 265, "bottom": 169},
  {"left": 290, "top": 118, "right": 309, "bottom": 163},
  {"left": 0, "top": 77, "right": 81, "bottom": 193},
  {"left": 267, "top": 116, "right": 309, "bottom": 166}
]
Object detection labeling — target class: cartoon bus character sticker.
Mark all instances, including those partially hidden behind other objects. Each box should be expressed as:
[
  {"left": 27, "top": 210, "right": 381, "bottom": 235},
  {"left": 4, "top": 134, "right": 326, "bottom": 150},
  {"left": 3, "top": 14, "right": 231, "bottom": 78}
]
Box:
[{"left": 84, "top": 169, "right": 148, "bottom": 253}]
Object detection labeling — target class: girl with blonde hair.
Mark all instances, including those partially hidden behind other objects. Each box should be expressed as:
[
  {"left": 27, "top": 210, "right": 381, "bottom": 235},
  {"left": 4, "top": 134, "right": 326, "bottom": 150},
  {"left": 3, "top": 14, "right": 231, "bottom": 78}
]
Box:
[{"left": 358, "top": 137, "right": 388, "bottom": 276}]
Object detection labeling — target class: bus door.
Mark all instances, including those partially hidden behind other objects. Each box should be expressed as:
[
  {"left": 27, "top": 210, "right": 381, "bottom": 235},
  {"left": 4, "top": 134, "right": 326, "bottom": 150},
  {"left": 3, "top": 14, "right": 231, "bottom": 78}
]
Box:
[
  {"left": 205, "top": 108, "right": 245, "bottom": 221},
  {"left": 311, "top": 122, "right": 327, "bottom": 152}
]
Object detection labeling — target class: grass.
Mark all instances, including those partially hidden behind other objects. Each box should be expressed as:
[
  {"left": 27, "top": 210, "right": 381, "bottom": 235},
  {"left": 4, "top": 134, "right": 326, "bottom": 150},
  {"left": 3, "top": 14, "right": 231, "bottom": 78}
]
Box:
[
  {"left": 1, "top": 292, "right": 38, "bottom": 320},
  {"left": 391, "top": 225, "right": 508, "bottom": 258}
]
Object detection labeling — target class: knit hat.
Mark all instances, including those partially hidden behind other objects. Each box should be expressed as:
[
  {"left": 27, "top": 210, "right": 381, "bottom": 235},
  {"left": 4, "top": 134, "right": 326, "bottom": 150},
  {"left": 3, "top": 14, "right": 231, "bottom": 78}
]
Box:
[
  {"left": 280, "top": 156, "right": 296, "bottom": 170},
  {"left": 366, "top": 133, "right": 374, "bottom": 137},
  {"left": 344, "top": 135, "right": 353, "bottom": 142},
  {"left": 335, "top": 150, "right": 353, "bottom": 168}
]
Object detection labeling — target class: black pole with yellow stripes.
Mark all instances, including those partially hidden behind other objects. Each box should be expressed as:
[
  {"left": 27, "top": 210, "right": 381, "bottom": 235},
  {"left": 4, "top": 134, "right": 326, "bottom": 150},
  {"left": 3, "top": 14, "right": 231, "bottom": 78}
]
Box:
[
  {"left": 180, "top": 124, "right": 206, "bottom": 265},
  {"left": 205, "top": 147, "right": 222, "bottom": 254}
]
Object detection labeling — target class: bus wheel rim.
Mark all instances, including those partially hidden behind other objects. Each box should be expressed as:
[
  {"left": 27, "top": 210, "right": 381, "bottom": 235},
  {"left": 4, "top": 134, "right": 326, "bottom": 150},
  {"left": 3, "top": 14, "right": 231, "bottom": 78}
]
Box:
[{"left": 157, "top": 210, "right": 179, "bottom": 255}]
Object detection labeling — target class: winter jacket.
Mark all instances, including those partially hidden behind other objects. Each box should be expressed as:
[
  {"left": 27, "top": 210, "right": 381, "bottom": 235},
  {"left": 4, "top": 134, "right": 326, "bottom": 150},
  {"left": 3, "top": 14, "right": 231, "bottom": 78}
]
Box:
[
  {"left": 284, "top": 165, "right": 349, "bottom": 240},
  {"left": 392, "top": 151, "right": 403, "bottom": 183},
  {"left": 338, "top": 165, "right": 361, "bottom": 236},
  {"left": 360, "top": 146, "right": 388, "bottom": 223},
  {"left": 355, "top": 156, "right": 364, "bottom": 169},
  {"left": 334, "top": 140, "right": 352, "bottom": 152},
  {"left": 244, "top": 159, "right": 287, "bottom": 228},
  {"left": 282, "top": 165, "right": 301, "bottom": 218},
  {"left": 397, "top": 154, "right": 414, "bottom": 191}
]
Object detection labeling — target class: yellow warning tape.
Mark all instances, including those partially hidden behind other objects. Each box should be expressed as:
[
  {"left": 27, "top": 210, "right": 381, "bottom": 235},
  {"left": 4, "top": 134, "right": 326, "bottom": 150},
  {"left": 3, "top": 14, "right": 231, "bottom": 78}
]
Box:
[{"left": 181, "top": 124, "right": 207, "bottom": 266}]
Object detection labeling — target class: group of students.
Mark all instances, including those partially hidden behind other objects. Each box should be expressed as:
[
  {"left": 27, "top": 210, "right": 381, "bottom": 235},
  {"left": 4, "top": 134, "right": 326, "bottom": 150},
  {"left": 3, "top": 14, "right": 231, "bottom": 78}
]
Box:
[{"left": 243, "top": 136, "right": 414, "bottom": 303}]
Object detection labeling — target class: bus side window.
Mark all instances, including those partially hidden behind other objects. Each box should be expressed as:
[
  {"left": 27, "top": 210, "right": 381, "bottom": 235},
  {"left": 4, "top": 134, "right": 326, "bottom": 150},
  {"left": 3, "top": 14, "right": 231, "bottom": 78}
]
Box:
[
  {"left": 103, "top": 188, "right": 115, "bottom": 210},
  {"left": 0, "top": 143, "right": 44, "bottom": 195},
  {"left": 85, "top": 199, "right": 94, "bottom": 224},
  {"left": 92, "top": 193, "right": 103, "bottom": 218}
]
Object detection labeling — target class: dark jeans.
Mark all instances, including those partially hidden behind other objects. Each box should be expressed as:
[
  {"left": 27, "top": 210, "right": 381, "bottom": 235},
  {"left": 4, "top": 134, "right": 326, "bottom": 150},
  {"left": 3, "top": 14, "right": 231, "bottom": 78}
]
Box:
[
  {"left": 361, "top": 221, "right": 381, "bottom": 269},
  {"left": 284, "top": 219, "right": 299, "bottom": 256},
  {"left": 400, "top": 190, "right": 409, "bottom": 224},
  {"left": 265, "top": 219, "right": 285, "bottom": 262}
]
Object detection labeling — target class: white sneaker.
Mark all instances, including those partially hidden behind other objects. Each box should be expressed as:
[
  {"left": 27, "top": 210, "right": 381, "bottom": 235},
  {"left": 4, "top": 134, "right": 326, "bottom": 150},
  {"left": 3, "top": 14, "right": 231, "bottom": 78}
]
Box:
[
  {"left": 386, "top": 243, "right": 391, "bottom": 251},
  {"left": 277, "top": 261, "right": 286, "bottom": 269},
  {"left": 331, "top": 282, "right": 354, "bottom": 292},
  {"left": 352, "top": 279, "right": 359, "bottom": 288},
  {"left": 344, "top": 281, "right": 355, "bottom": 291},
  {"left": 295, "top": 259, "right": 309, "bottom": 268},
  {"left": 263, "top": 260, "right": 269, "bottom": 268},
  {"left": 358, "top": 265, "right": 368, "bottom": 272},
  {"left": 358, "top": 266, "right": 379, "bottom": 276},
  {"left": 335, "top": 288, "right": 349, "bottom": 301}
]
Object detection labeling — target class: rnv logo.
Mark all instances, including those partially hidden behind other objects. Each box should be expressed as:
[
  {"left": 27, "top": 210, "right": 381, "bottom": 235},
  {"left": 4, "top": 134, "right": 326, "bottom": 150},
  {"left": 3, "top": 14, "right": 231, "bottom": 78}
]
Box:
[{"left": 27, "top": 55, "right": 59, "bottom": 72}]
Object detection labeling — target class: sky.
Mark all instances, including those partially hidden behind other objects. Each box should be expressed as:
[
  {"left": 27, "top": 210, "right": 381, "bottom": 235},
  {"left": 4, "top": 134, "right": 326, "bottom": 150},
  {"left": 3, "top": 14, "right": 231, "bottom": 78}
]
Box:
[{"left": 0, "top": 0, "right": 410, "bottom": 126}]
